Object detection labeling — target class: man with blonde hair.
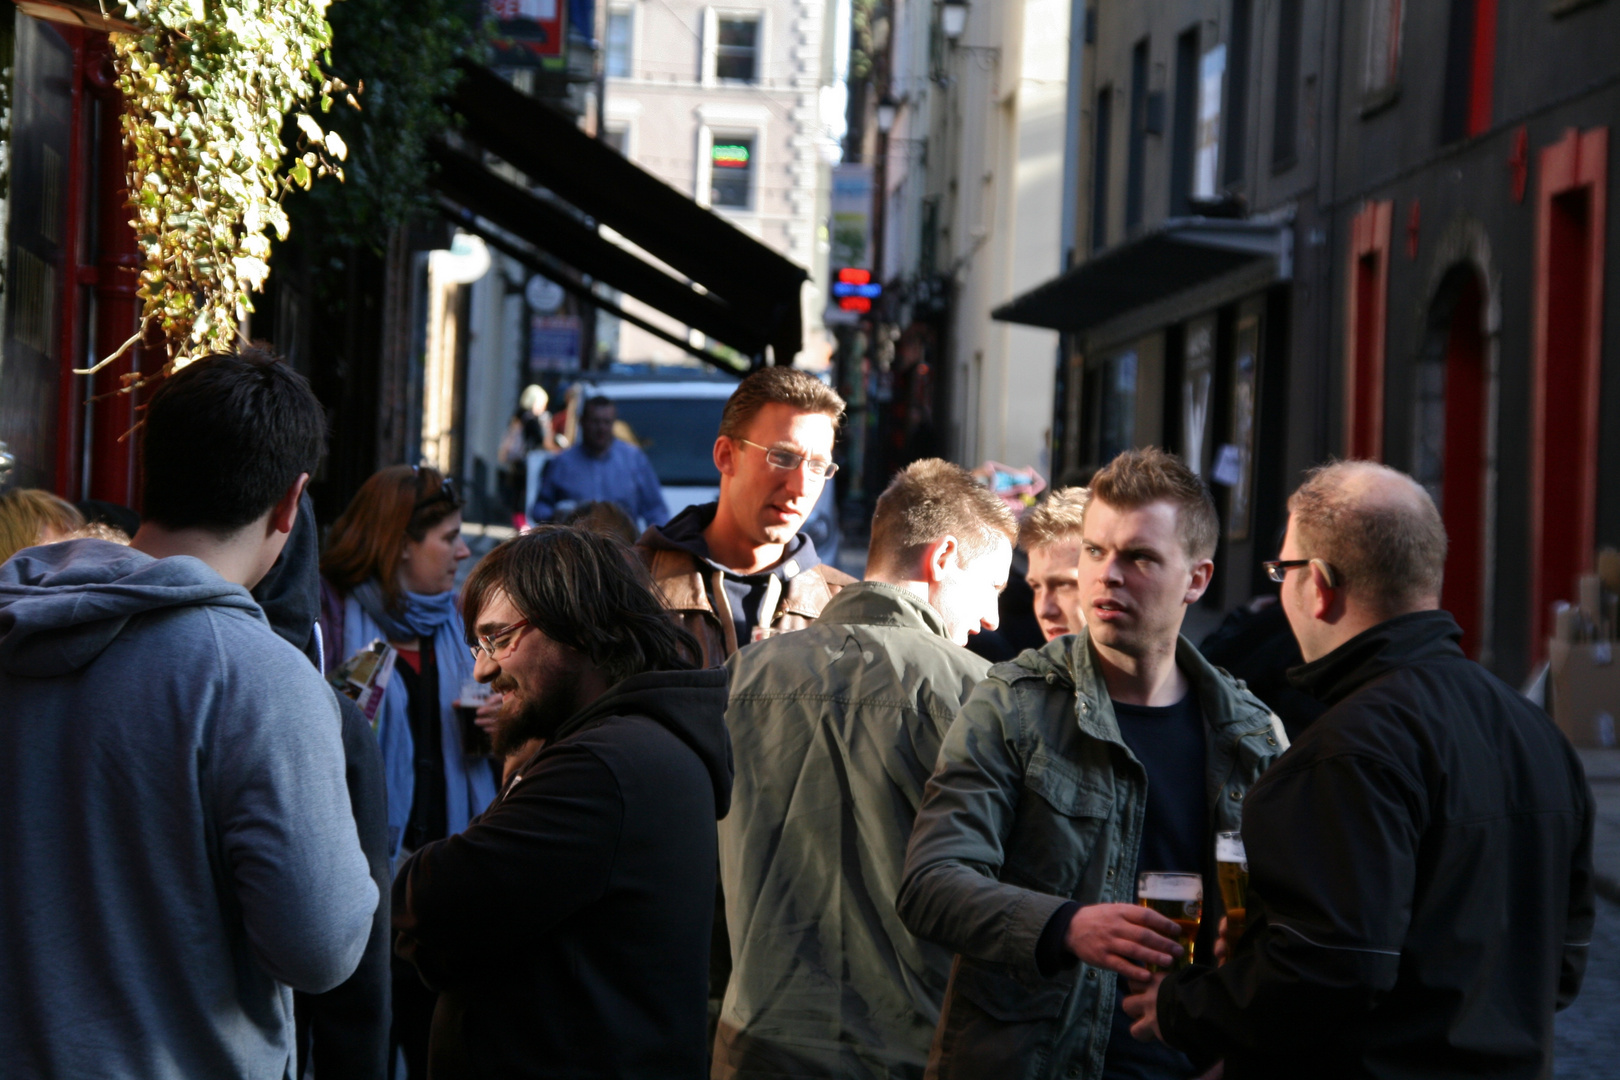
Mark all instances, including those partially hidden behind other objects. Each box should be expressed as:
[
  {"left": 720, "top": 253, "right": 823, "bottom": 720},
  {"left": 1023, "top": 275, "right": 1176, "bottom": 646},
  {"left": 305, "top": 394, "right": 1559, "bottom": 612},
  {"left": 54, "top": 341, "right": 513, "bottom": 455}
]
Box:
[
  {"left": 1128, "top": 460, "right": 1595, "bottom": 1080},
  {"left": 715, "top": 459, "right": 1014, "bottom": 1079},
  {"left": 1018, "top": 486, "right": 1090, "bottom": 640},
  {"left": 899, "top": 447, "right": 1286, "bottom": 1080}
]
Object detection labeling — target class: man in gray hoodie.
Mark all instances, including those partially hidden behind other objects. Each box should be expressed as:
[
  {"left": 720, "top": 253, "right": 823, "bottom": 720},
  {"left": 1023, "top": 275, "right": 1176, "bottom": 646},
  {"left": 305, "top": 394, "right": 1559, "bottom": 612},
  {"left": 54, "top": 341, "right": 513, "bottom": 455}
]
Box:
[{"left": 0, "top": 348, "right": 377, "bottom": 1079}]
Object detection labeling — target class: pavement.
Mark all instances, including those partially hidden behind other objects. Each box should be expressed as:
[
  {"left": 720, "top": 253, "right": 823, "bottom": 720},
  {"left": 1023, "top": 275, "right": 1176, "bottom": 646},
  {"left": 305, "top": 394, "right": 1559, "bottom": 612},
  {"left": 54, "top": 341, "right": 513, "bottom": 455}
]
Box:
[{"left": 1580, "top": 749, "right": 1620, "bottom": 904}]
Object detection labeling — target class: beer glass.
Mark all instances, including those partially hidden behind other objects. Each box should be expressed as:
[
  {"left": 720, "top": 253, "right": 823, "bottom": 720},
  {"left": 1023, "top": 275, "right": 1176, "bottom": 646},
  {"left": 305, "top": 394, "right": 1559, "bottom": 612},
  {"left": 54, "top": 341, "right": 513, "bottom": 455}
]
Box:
[
  {"left": 456, "top": 679, "right": 494, "bottom": 757},
  {"left": 1136, "top": 871, "right": 1202, "bottom": 970},
  {"left": 1215, "top": 831, "right": 1249, "bottom": 938}
]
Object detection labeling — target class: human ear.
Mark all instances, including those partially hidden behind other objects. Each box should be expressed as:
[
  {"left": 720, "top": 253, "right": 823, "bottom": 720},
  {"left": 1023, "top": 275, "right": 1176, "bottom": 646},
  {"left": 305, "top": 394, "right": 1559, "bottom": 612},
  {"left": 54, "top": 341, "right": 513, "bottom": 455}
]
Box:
[
  {"left": 269, "top": 473, "right": 309, "bottom": 536},
  {"left": 713, "top": 436, "right": 736, "bottom": 478},
  {"left": 1184, "top": 558, "right": 1215, "bottom": 604},
  {"left": 921, "top": 536, "right": 957, "bottom": 584},
  {"left": 1307, "top": 560, "right": 1337, "bottom": 619}
]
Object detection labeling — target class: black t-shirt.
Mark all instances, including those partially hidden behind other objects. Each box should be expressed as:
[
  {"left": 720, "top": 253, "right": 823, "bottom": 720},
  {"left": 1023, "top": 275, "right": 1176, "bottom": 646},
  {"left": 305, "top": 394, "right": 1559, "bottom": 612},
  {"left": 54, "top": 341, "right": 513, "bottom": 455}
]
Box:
[{"left": 1103, "top": 692, "right": 1208, "bottom": 1080}]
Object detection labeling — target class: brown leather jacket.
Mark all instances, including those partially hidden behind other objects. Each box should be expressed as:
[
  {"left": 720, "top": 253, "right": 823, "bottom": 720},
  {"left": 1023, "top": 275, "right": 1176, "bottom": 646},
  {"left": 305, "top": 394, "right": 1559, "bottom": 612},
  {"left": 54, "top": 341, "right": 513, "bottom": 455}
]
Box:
[{"left": 636, "top": 531, "right": 855, "bottom": 669}]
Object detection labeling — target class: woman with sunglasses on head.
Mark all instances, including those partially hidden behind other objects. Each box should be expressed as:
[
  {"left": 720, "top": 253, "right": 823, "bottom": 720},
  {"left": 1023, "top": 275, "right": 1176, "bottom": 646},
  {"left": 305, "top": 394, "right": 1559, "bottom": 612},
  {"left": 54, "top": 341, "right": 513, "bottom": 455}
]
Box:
[{"left": 318, "top": 465, "right": 499, "bottom": 1077}]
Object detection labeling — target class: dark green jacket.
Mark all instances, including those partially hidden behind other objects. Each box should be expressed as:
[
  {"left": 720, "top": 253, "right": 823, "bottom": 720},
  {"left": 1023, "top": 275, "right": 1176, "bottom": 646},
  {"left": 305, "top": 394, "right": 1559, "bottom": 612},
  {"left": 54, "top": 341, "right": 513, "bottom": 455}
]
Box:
[
  {"left": 897, "top": 630, "right": 1287, "bottom": 1080},
  {"left": 716, "top": 582, "right": 990, "bottom": 1080}
]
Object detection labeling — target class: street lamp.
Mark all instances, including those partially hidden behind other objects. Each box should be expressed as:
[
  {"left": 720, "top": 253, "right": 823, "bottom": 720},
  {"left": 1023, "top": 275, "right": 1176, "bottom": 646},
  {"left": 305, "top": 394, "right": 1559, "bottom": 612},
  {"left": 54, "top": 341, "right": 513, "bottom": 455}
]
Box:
[
  {"left": 941, "top": 0, "right": 968, "bottom": 41},
  {"left": 876, "top": 95, "right": 899, "bottom": 135}
]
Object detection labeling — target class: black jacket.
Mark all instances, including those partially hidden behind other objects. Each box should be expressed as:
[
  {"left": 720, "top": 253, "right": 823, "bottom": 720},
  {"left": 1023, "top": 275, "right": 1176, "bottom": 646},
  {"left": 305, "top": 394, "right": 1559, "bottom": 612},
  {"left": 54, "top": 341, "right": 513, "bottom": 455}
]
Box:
[
  {"left": 1158, "top": 610, "right": 1595, "bottom": 1080},
  {"left": 393, "top": 668, "right": 733, "bottom": 1079},
  {"left": 253, "top": 495, "right": 392, "bottom": 1079}
]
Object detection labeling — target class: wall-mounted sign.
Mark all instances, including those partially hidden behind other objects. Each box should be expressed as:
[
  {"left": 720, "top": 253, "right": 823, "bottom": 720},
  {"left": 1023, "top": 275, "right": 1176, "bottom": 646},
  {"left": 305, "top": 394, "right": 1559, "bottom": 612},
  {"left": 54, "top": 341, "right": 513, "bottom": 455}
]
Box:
[
  {"left": 525, "top": 274, "right": 565, "bottom": 314},
  {"left": 488, "top": 0, "right": 566, "bottom": 66},
  {"left": 529, "top": 313, "right": 581, "bottom": 373},
  {"left": 831, "top": 267, "right": 881, "bottom": 313}
]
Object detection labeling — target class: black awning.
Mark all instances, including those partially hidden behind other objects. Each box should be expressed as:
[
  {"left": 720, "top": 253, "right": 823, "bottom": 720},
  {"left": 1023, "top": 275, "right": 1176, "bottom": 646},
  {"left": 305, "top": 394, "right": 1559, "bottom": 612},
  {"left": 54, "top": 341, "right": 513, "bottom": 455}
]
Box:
[
  {"left": 447, "top": 62, "right": 807, "bottom": 362},
  {"left": 429, "top": 141, "right": 777, "bottom": 359},
  {"left": 991, "top": 219, "right": 1292, "bottom": 333}
]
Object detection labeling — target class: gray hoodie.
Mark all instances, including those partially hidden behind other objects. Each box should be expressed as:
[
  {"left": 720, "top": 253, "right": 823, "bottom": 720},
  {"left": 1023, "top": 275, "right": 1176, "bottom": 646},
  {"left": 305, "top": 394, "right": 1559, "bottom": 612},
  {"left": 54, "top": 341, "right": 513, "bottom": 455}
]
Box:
[{"left": 0, "top": 539, "right": 377, "bottom": 1079}]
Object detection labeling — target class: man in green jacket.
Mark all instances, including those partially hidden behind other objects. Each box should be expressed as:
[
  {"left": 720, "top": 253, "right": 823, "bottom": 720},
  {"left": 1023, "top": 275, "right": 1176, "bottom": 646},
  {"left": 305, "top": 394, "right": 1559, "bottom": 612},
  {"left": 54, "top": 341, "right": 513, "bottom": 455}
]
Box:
[
  {"left": 898, "top": 448, "right": 1288, "bottom": 1080},
  {"left": 714, "top": 459, "right": 1018, "bottom": 1080}
]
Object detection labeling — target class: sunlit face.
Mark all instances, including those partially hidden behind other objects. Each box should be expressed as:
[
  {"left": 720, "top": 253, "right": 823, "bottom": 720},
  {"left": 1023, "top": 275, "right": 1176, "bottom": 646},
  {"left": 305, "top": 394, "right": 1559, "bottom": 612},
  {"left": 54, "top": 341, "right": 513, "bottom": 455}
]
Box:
[
  {"left": 400, "top": 512, "right": 470, "bottom": 596},
  {"left": 471, "top": 588, "right": 585, "bottom": 755},
  {"left": 715, "top": 403, "right": 837, "bottom": 548},
  {"left": 1026, "top": 539, "right": 1082, "bottom": 641},
  {"left": 931, "top": 535, "right": 1013, "bottom": 646},
  {"left": 1078, "top": 499, "right": 1210, "bottom": 660}
]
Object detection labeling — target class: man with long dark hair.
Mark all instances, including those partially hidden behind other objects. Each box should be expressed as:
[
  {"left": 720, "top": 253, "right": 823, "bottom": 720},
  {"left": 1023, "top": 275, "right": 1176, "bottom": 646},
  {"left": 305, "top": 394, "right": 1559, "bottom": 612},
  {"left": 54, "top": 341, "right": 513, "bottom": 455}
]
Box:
[{"left": 392, "top": 527, "right": 732, "bottom": 1077}]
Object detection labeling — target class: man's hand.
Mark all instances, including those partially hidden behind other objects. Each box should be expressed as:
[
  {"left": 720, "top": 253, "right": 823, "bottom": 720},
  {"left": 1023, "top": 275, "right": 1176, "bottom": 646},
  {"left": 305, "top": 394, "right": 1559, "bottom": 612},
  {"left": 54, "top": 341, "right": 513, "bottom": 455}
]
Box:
[
  {"left": 1212, "top": 913, "right": 1241, "bottom": 966},
  {"left": 473, "top": 692, "right": 504, "bottom": 737},
  {"left": 1064, "top": 903, "right": 1184, "bottom": 982},
  {"left": 1120, "top": 970, "right": 1166, "bottom": 1042}
]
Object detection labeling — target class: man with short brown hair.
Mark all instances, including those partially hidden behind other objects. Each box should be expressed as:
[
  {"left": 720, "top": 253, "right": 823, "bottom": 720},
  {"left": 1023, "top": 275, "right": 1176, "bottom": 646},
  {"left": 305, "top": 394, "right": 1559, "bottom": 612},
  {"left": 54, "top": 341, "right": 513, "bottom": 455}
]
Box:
[
  {"left": 1018, "top": 486, "right": 1091, "bottom": 641},
  {"left": 899, "top": 447, "right": 1286, "bottom": 1080},
  {"left": 637, "top": 366, "right": 853, "bottom": 666},
  {"left": 1127, "top": 460, "right": 1595, "bottom": 1080},
  {"left": 716, "top": 460, "right": 1015, "bottom": 1079}
]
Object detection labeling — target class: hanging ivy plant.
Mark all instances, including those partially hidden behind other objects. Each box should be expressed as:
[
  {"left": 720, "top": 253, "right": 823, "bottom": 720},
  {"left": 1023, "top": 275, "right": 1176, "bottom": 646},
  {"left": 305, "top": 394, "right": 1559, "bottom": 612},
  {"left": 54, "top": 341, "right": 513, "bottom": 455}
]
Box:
[{"left": 97, "top": 0, "right": 354, "bottom": 373}]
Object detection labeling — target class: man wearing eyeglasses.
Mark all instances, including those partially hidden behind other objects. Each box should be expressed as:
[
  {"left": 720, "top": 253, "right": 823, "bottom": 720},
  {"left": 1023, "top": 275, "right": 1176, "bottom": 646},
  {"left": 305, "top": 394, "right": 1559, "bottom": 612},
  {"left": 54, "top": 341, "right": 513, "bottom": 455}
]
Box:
[
  {"left": 636, "top": 366, "right": 854, "bottom": 667},
  {"left": 1125, "top": 460, "right": 1595, "bottom": 1080}
]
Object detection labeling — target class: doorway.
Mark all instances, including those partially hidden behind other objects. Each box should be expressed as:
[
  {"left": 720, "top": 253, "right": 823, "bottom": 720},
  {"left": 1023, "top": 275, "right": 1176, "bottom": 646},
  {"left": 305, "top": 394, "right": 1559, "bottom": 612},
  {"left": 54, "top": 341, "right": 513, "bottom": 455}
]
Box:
[{"left": 1413, "top": 267, "right": 1489, "bottom": 659}]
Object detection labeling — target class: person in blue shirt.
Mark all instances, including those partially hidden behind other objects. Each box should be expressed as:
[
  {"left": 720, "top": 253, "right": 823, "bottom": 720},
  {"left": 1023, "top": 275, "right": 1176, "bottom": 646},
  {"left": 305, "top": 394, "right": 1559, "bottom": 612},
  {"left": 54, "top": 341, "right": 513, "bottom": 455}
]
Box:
[{"left": 531, "top": 396, "right": 670, "bottom": 527}]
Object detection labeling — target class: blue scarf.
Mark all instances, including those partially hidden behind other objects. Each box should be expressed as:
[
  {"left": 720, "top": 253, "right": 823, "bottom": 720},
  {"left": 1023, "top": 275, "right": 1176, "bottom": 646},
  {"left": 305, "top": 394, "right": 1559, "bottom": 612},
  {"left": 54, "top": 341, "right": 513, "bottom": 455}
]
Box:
[{"left": 344, "top": 580, "right": 497, "bottom": 863}]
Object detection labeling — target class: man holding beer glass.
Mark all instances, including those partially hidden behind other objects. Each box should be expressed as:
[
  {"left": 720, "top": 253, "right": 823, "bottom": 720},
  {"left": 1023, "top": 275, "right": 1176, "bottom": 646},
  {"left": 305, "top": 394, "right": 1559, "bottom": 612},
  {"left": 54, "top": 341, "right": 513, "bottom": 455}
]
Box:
[
  {"left": 1124, "top": 462, "right": 1595, "bottom": 1078},
  {"left": 899, "top": 449, "right": 1287, "bottom": 1080}
]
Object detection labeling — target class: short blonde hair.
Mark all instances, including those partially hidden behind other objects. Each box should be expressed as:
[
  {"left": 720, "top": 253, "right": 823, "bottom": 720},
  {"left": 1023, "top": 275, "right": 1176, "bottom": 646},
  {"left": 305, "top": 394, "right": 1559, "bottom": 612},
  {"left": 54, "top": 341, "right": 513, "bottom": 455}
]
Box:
[
  {"left": 869, "top": 459, "right": 1017, "bottom": 575},
  {"left": 1089, "top": 448, "right": 1219, "bottom": 561},
  {"left": 1018, "top": 487, "right": 1090, "bottom": 551},
  {"left": 0, "top": 489, "right": 85, "bottom": 564}
]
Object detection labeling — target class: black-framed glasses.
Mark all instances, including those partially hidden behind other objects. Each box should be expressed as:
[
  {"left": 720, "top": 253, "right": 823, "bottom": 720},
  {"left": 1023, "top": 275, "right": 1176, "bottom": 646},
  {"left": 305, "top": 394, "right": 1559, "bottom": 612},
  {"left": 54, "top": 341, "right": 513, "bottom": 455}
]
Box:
[
  {"left": 470, "top": 618, "right": 529, "bottom": 662},
  {"left": 737, "top": 438, "right": 839, "bottom": 478},
  {"left": 1263, "top": 559, "right": 1340, "bottom": 586}
]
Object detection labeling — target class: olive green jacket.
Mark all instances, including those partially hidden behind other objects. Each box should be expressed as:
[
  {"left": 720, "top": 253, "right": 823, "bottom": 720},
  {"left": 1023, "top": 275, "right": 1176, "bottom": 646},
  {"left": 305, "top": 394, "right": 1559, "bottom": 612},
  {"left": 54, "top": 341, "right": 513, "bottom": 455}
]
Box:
[
  {"left": 897, "top": 630, "right": 1288, "bottom": 1080},
  {"left": 715, "top": 582, "right": 991, "bottom": 1080}
]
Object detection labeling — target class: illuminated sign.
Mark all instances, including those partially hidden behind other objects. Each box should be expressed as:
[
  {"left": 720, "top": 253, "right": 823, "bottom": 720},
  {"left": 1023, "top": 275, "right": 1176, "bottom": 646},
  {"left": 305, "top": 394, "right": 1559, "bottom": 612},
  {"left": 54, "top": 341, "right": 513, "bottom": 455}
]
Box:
[
  {"left": 831, "top": 267, "right": 882, "bottom": 304},
  {"left": 712, "top": 144, "right": 751, "bottom": 168}
]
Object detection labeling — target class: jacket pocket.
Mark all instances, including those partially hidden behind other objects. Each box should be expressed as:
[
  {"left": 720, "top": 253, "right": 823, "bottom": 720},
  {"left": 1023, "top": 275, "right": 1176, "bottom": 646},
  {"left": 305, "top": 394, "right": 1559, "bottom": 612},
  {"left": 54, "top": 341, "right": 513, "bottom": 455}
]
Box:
[{"left": 1002, "top": 749, "right": 1114, "bottom": 897}]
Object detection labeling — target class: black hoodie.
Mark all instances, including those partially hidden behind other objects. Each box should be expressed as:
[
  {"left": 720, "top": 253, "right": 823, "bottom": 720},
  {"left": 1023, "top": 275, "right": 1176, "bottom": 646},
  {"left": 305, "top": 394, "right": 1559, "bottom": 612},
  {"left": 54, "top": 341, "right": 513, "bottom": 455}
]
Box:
[
  {"left": 252, "top": 495, "right": 392, "bottom": 1080},
  {"left": 394, "top": 667, "right": 733, "bottom": 1079}
]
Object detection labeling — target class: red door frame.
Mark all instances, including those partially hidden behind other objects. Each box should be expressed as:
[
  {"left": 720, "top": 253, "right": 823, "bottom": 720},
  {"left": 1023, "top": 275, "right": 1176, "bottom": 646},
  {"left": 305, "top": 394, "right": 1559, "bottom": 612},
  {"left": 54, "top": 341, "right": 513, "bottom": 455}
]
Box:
[
  {"left": 1530, "top": 126, "right": 1607, "bottom": 662},
  {"left": 1345, "top": 200, "right": 1392, "bottom": 459}
]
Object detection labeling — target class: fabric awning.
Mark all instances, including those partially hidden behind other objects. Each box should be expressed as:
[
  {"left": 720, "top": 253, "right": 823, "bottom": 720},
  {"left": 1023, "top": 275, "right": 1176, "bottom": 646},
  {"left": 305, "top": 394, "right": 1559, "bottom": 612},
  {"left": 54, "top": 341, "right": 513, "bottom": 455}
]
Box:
[
  {"left": 437, "top": 63, "right": 807, "bottom": 363},
  {"left": 991, "top": 219, "right": 1293, "bottom": 333}
]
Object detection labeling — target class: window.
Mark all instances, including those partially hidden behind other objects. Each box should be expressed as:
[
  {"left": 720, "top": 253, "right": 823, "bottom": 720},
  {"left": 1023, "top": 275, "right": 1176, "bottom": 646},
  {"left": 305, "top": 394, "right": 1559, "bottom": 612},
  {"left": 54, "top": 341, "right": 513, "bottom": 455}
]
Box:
[
  {"left": 1224, "top": 0, "right": 1250, "bottom": 184},
  {"left": 1091, "top": 86, "right": 1112, "bottom": 251},
  {"left": 1098, "top": 350, "right": 1139, "bottom": 464},
  {"left": 1345, "top": 199, "right": 1392, "bottom": 460},
  {"left": 1170, "top": 27, "right": 1199, "bottom": 216},
  {"left": 710, "top": 136, "right": 754, "bottom": 208},
  {"left": 1272, "top": 0, "right": 1302, "bottom": 169},
  {"left": 716, "top": 16, "right": 760, "bottom": 83},
  {"left": 605, "top": 7, "right": 633, "bottom": 78},
  {"left": 1194, "top": 45, "right": 1225, "bottom": 199},
  {"left": 1440, "top": 0, "right": 1496, "bottom": 143},
  {"left": 1126, "top": 39, "right": 1148, "bottom": 231},
  {"left": 602, "top": 124, "right": 627, "bottom": 154},
  {"left": 1364, "top": 0, "right": 1403, "bottom": 94}
]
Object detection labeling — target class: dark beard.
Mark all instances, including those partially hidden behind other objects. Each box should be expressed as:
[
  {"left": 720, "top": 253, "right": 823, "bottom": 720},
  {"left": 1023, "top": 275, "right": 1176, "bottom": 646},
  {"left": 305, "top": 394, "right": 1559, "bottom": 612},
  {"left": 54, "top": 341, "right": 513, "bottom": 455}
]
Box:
[{"left": 491, "top": 664, "right": 585, "bottom": 757}]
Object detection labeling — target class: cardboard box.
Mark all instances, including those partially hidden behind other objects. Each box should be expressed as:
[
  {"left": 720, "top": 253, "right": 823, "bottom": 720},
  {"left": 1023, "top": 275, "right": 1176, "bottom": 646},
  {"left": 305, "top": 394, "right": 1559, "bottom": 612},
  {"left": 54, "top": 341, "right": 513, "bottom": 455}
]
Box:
[{"left": 1549, "top": 639, "right": 1620, "bottom": 748}]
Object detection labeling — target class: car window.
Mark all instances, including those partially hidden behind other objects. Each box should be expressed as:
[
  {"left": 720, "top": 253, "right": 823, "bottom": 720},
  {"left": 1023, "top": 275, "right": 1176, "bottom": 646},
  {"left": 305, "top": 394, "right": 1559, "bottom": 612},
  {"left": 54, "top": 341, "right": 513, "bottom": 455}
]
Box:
[{"left": 611, "top": 398, "right": 729, "bottom": 486}]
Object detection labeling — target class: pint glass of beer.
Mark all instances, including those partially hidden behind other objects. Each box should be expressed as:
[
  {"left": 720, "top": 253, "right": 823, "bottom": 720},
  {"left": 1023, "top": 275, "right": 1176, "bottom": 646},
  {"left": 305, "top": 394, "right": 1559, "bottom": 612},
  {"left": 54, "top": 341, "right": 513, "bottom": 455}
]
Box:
[
  {"left": 1136, "top": 871, "right": 1202, "bottom": 970},
  {"left": 1215, "top": 832, "right": 1249, "bottom": 937}
]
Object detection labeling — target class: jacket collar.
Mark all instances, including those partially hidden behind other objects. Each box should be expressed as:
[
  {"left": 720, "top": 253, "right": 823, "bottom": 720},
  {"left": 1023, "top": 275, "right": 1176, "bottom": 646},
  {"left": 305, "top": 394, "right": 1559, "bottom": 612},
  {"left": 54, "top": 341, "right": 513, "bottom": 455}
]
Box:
[
  {"left": 1012, "top": 626, "right": 1274, "bottom": 747},
  {"left": 1286, "top": 609, "right": 1464, "bottom": 708},
  {"left": 815, "top": 580, "right": 951, "bottom": 640}
]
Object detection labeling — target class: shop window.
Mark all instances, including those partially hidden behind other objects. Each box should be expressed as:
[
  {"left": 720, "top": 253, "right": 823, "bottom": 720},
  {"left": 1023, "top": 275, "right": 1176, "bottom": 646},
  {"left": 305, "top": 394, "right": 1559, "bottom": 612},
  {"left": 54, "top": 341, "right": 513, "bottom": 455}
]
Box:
[
  {"left": 716, "top": 16, "right": 760, "bottom": 83},
  {"left": 1345, "top": 200, "right": 1392, "bottom": 460},
  {"left": 1531, "top": 126, "right": 1607, "bottom": 660},
  {"left": 710, "top": 136, "right": 755, "bottom": 208},
  {"left": 1098, "top": 350, "right": 1138, "bottom": 464}
]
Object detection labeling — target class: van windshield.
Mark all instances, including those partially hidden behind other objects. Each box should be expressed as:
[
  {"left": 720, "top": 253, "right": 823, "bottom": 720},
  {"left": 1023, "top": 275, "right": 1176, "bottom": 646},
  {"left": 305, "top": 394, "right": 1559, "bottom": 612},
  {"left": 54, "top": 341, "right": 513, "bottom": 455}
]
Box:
[{"left": 611, "top": 398, "right": 728, "bottom": 486}]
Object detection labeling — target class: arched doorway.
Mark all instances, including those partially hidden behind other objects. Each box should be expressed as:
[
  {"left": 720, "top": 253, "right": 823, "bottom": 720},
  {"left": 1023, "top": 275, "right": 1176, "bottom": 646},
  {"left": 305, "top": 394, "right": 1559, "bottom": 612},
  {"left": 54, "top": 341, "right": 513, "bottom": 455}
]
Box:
[{"left": 1412, "top": 267, "right": 1489, "bottom": 658}]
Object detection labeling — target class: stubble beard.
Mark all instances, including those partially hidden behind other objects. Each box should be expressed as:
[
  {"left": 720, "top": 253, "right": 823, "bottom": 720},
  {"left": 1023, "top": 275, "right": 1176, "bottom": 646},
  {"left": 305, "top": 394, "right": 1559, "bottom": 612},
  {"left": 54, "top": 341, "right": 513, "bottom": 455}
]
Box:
[{"left": 492, "top": 664, "right": 585, "bottom": 757}]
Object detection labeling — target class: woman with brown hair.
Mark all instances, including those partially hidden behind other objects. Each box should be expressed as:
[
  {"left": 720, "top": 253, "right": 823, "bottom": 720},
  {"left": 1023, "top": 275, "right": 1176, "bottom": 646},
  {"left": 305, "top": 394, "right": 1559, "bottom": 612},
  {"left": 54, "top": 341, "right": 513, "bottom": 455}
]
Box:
[{"left": 319, "top": 465, "right": 498, "bottom": 867}]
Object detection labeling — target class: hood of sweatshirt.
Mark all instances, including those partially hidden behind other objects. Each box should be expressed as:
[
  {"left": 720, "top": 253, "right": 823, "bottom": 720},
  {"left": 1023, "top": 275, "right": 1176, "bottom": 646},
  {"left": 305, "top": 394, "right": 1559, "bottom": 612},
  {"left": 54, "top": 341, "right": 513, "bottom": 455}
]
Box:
[
  {"left": 0, "top": 538, "right": 263, "bottom": 678},
  {"left": 640, "top": 501, "right": 822, "bottom": 584},
  {"left": 553, "top": 666, "right": 733, "bottom": 818}
]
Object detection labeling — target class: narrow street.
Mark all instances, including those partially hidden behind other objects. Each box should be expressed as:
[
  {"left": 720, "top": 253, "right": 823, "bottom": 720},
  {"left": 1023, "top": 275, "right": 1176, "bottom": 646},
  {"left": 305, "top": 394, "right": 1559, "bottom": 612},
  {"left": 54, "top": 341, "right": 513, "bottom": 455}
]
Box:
[{"left": 1555, "top": 893, "right": 1620, "bottom": 1077}]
